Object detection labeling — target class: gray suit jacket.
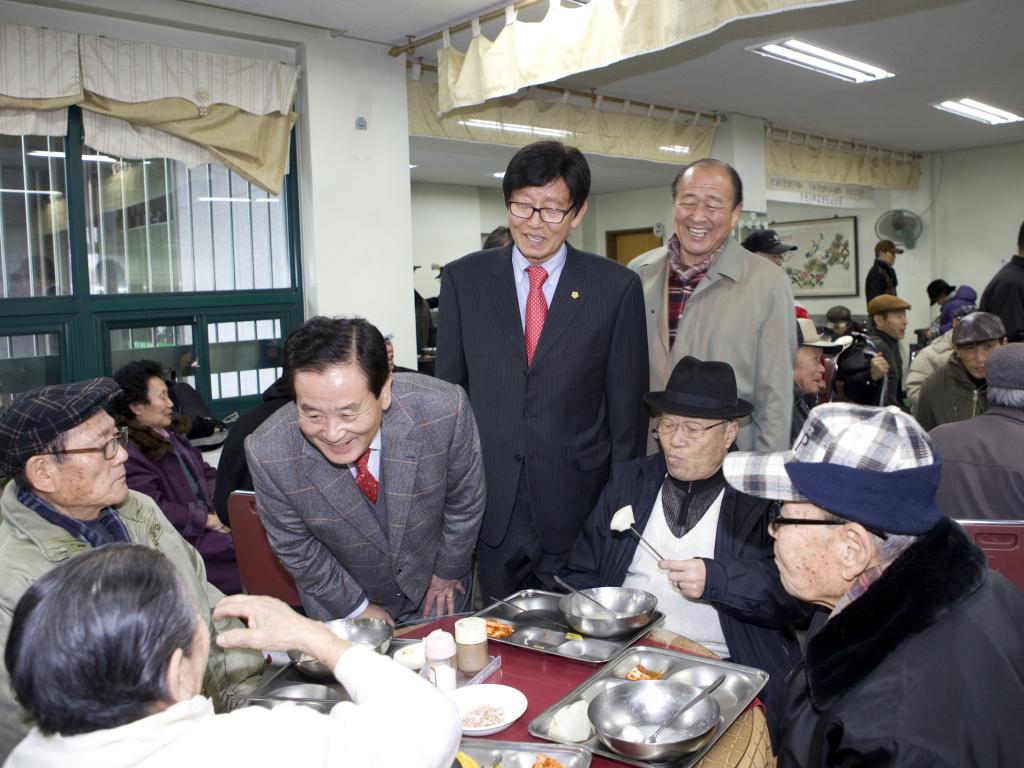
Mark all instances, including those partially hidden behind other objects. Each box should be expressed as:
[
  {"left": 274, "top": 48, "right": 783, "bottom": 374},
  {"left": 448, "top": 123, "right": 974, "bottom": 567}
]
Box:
[
  {"left": 629, "top": 239, "right": 797, "bottom": 452},
  {"left": 244, "top": 373, "right": 485, "bottom": 621}
]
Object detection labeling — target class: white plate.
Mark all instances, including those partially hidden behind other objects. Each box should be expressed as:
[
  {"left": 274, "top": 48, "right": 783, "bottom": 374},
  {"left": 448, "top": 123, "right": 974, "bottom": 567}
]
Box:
[{"left": 451, "top": 683, "right": 528, "bottom": 736}]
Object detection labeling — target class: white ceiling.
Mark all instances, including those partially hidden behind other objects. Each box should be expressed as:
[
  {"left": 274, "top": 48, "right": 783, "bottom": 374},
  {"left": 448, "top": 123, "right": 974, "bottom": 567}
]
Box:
[{"left": 187, "top": 0, "right": 1024, "bottom": 192}]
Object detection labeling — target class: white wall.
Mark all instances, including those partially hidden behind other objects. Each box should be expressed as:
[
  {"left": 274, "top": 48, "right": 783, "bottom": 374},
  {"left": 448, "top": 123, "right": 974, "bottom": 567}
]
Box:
[{"left": 411, "top": 182, "right": 481, "bottom": 299}]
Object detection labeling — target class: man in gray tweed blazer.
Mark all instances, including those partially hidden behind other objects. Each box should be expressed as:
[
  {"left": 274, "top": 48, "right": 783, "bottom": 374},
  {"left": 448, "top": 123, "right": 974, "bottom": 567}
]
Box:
[{"left": 245, "top": 317, "right": 485, "bottom": 624}]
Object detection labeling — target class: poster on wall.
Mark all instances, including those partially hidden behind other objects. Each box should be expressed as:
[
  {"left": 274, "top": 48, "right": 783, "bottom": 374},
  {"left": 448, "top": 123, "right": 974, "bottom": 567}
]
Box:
[{"left": 771, "top": 217, "right": 859, "bottom": 298}]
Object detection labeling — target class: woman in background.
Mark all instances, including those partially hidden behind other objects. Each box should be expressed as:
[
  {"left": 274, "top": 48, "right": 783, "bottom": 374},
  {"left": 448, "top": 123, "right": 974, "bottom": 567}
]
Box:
[{"left": 111, "top": 360, "right": 241, "bottom": 594}]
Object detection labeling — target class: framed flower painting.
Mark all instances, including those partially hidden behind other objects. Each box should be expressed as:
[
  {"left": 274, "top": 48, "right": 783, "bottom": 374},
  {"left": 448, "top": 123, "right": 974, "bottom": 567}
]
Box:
[{"left": 772, "top": 217, "right": 859, "bottom": 298}]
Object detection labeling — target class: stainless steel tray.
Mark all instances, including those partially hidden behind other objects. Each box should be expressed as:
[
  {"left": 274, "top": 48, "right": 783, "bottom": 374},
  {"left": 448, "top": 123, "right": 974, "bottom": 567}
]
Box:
[
  {"left": 457, "top": 738, "right": 591, "bottom": 768},
  {"left": 528, "top": 646, "right": 768, "bottom": 767},
  {"left": 474, "top": 590, "right": 665, "bottom": 664},
  {"left": 229, "top": 662, "right": 350, "bottom": 713}
]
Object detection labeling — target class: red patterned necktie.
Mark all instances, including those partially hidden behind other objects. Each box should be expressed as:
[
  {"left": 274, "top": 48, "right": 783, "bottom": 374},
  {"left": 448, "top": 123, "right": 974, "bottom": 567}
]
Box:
[
  {"left": 524, "top": 265, "right": 549, "bottom": 365},
  {"left": 354, "top": 449, "right": 379, "bottom": 504}
]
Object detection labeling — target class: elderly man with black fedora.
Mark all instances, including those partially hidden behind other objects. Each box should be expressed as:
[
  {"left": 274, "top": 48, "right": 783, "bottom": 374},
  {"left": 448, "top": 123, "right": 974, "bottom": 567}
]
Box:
[
  {"left": 0, "top": 378, "right": 264, "bottom": 758},
  {"left": 723, "top": 403, "right": 1024, "bottom": 767},
  {"left": 562, "top": 356, "right": 813, "bottom": 747}
]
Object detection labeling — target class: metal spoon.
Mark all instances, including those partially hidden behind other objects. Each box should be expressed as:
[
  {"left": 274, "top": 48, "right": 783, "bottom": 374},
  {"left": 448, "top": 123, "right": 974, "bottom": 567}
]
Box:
[
  {"left": 488, "top": 595, "right": 571, "bottom": 631},
  {"left": 553, "top": 575, "right": 616, "bottom": 616},
  {"left": 646, "top": 674, "right": 726, "bottom": 743}
]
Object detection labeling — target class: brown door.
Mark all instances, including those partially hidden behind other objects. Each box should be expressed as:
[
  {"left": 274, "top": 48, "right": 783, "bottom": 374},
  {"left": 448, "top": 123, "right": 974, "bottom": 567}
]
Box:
[{"left": 606, "top": 228, "right": 663, "bottom": 266}]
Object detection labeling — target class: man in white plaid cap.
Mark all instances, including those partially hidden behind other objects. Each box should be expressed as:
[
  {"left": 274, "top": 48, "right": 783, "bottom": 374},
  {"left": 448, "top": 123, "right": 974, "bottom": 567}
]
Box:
[{"left": 723, "top": 403, "right": 1024, "bottom": 767}]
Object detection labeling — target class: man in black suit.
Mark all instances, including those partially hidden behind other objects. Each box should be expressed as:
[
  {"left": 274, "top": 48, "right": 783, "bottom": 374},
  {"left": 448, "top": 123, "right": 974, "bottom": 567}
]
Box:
[{"left": 437, "top": 141, "right": 649, "bottom": 599}]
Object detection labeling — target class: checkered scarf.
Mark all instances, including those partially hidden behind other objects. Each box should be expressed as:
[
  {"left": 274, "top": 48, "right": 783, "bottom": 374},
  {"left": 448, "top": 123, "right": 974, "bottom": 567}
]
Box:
[{"left": 666, "top": 234, "right": 720, "bottom": 349}]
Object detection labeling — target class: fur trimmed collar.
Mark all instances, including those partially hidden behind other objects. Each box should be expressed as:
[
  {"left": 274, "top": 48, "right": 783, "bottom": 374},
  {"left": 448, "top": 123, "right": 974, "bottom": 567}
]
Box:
[
  {"left": 805, "top": 518, "right": 986, "bottom": 708},
  {"left": 123, "top": 419, "right": 188, "bottom": 463}
]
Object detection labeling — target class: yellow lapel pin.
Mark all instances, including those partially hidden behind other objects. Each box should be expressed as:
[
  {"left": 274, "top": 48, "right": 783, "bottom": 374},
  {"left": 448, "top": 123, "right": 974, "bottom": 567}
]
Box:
[{"left": 571, "top": 290, "right": 580, "bottom": 300}]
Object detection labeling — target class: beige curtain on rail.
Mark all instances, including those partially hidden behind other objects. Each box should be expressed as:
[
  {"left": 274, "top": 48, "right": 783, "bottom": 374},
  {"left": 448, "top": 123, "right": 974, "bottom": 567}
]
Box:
[
  {"left": 409, "top": 79, "right": 717, "bottom": 163},
  {"left": 437, "top": 0, "right": 857, "bottom": 113},
  {"left": 765, "top": 137, "right": 920, "bottom": 190},
  {"left": 0, "top": 25, "right": 299, "bottom": 193},
  {"left": 78, "top": 35, "right": 298, "bottom": 193},
  {"left": 0, "top": 25, "right": 80, "bottom": 135}
]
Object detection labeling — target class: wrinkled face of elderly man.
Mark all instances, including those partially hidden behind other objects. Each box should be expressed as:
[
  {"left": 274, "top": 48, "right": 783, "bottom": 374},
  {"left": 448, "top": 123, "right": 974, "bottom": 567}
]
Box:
[
  {"left": 23, "top": 411, "right": 130, "bottom": 520},
  {"left": 654, "top": 414, "right": 739, "bottom": 483}
]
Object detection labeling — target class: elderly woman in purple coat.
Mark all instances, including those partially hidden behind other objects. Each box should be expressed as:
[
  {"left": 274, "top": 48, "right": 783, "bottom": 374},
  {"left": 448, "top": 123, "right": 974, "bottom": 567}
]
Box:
[{"left": 111, "top": 360, "right": 242, "bottom": 594}]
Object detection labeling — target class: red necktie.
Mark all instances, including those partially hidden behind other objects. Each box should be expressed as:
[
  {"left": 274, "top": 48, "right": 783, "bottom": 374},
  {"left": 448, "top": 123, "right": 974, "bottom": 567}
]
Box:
[
  {"left": 354, "top": 449, "right": 379, "bottom": 504},
  {"left": 524, "top": 266, "right": 548, "bottom": 365}
]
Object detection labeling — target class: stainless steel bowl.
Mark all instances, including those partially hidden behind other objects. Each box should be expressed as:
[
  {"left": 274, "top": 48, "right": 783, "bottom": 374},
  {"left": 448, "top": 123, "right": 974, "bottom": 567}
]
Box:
[
  {"left": 289, "top": 617, "right": 393, "bottom": 681},
  {"left": 587, "top": 680, "right": 720, "bottom": 761},
  {"left": 558, "top": 586, "right": 657, "bottom": 638}
]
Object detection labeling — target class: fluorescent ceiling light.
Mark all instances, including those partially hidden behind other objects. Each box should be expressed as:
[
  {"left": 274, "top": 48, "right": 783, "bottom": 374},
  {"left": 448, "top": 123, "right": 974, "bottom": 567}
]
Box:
[
  {"left": 0, "top": 188, "right": 63, "bottom": 195},
  {"left": 752, "top": 39, "right": 894, "bottom": 83},
  {"left": 659, "top": 145, "right": 691, "bottom": 154},
  {"left": 409, "top": 164, "right": 418, "bottom": 169},
  {"left": 492, "top": 172, "right": 505, "bottom": 179},
  {"left": 28, "top": 150, "right": 119, "bottom": 163},
  {"left": 933, "top": 98, "right": 1023, "bottom": 125},
  {"left": 457, "top": 118, "right": 571, "bottom": 138}
]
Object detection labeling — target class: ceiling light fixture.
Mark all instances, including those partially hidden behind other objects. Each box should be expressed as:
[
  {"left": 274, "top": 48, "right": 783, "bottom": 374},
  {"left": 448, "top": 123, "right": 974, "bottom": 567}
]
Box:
[
  {"left": 492, "top": 172, "right": 505, "bottom": 179},
  {"left": 28, "top": 150, "right": 118, "bottom": 163},
  {"left": 409, "top": 164, "right": 418, "bottom": 169},
  {"left": 659, "top": 145, "right": 691, "bottom": 154},
  {"left": 0, "top": 188, "right": 63, "bottom": 195},
  {"left": 751, "top": 39, "right": 894, "bottom": 83},
  {"left": 458, "top": 118, "right": 571, "bottom": 138},
  {"left": 933, "top": 98, "right": 1023, "bottom": 125}
]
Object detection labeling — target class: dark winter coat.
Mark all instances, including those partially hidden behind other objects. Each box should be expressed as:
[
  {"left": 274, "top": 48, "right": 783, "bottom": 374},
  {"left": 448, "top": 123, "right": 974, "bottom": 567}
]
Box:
[
  {"left": 562, "top": 453, "right": 814, "bottom": 747},
  {"left": 931, "top": 405, "right": 1024, "bottom": 519},
  {"left": 867, "top": 328, "right": 906, "bottom": 409},
  {"left": 124, "top": 424, "right": 242, "bottom": 594},
  {"left": 865, "top": 259, "right": 898, "bottom": 302},
  {"left": 981, "top": 254, "right": 1024, "bottom": 342},
  {"left": 937, "top": 284, "right": 977, "bottom": 334},
  {"left": 778, "top": 518, "right": 1024, "bottom": 767},
  {"left": 913, "top": 354, "right": 987, "bottom": 431}
]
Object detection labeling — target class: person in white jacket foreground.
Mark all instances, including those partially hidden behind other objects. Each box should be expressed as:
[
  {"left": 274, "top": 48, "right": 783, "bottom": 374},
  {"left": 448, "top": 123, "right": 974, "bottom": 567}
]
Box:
[{"left": 3, "top": 544, "right": 461, "bottom": 768}]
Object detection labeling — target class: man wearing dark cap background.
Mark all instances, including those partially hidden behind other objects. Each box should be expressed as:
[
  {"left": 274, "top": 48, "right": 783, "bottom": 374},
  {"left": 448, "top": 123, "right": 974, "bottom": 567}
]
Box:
[
  {"left": 865, "top": 238, "right": 903, "bottom": 302},
  {"left": 562, "top": 356, "right": 813, "bottom": 746},
  {"left": 914, "top": 311, "right": 1006, "bottom": 430},
  {"left": 741, "top": 228, "right": 797, "bottom": 268},
  {"left": 723, "top": 403, "right": 1024, "bottom": 766},
  {"left": 0, "top": 378, "right": 263, "bottom": 757},
  {"left": 931, "top": 342, "right": 1024, "bottom": 519},
  {"left": 867, "top": 293, "right": 911, "bottom": 409}
]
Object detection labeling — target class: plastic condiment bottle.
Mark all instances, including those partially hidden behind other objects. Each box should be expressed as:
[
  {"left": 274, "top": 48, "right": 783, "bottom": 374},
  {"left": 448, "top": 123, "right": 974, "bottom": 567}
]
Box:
[
  {"left": 454, "top": 617, "right": 489, "bottom": 675},
  {"left": 424, "top": 629, "right": 457, "bottom": 692}
]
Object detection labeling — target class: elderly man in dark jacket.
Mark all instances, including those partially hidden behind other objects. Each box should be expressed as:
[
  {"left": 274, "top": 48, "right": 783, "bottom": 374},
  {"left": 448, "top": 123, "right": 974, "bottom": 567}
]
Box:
[
  {"left": 724, "top": 403, "right": 1024, "bottom": 767},
  {"left": 562, "top": 357, "right": 813, "bottom": 748},
  {"left": 931, "top": 342, "right": 1024, "bottom": 519}
]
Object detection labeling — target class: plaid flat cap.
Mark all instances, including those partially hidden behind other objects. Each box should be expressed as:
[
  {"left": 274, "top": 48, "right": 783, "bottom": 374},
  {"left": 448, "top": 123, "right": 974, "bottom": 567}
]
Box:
[
  {"left": 0, "top": 378, "right": 120, "bottom": 476},
  {"left": 723, "top": 403, "right": 942, "bottom": 535}
]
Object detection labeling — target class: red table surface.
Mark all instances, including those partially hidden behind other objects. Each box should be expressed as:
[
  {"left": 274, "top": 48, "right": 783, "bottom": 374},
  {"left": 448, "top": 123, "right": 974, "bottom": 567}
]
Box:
[{"left": 401, "top": 616, "right": 708, "bottom": 768}]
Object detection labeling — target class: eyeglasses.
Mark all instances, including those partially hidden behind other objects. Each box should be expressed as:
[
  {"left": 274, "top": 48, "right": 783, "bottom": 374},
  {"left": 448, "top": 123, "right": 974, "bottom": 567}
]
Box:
[
  {"left": 768, "top": 506, "right": 888, "bottom": 539},
  {"left": 38, "top": 427, "right": 128, "bottom": 461},
  {"left": 508, "top": 201, "right": 573, "bottom": 224},
  {"left": 654, "top": 417, "right": 730, "bottom": 439}
]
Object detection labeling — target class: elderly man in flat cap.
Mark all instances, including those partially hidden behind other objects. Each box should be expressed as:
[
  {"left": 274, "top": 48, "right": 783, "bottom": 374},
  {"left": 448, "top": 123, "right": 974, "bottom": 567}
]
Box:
[
  {"left": 866, "top": 293, "right": 912, "bottom": 409},
  {"left": 0, "top": 378, "right": 264, "bottom": 758},
  {"left": 562, "top": 356, "right": 813, "bottom": 747},
  {"left": 724, "top": 403, "right": 1024, "bottom": 767},
  {"left": 914, "top": 311, "right": 1007, "bottom": 430}
]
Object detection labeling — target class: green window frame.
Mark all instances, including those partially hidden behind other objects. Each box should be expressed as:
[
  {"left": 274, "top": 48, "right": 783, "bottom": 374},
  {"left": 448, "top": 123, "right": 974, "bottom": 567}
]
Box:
[{"left": 0, "top": 108, "right": 303, "bottom": 418}]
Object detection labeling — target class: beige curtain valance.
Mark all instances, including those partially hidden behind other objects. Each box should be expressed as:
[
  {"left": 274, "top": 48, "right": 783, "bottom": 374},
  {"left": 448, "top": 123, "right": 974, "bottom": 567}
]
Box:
[
  {"left": 437, "top": 0, "right": 858, "bottom": 114},
  {"left": 765, "top": 136, "right": 920, "bottom": 191},
  {"left": 0, "top": 24, "right": 299, "bottom": 193},
  {"left": 409, "top": 78, "right": 717, "bottom": 164}
]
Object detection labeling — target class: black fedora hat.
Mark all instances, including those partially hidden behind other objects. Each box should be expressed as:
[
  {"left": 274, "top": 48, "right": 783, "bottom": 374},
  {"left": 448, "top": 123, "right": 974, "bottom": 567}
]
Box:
[{"left": 644, "top": 357, "right": 753, "bottom": 419}]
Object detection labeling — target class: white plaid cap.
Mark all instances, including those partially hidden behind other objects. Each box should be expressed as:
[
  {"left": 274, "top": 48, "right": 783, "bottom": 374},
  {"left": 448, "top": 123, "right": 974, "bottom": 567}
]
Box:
[{"left": 723, "top": 403, "right": 936, "bottom": 502}]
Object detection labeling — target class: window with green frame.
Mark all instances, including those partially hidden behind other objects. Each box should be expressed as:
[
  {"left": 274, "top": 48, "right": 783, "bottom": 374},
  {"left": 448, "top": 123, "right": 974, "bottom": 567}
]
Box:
[{"left": 0, "top": 108, "right": 303, "bottom": 417}]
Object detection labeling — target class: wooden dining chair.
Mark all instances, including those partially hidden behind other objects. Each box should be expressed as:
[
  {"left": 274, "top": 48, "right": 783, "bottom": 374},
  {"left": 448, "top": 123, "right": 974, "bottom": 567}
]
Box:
[
  {"left": 227, "top": 490, "right": 303, "bottom": 609},
  {"left": 957, "top": 519, "right": 1024, "bottom": 592}
]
